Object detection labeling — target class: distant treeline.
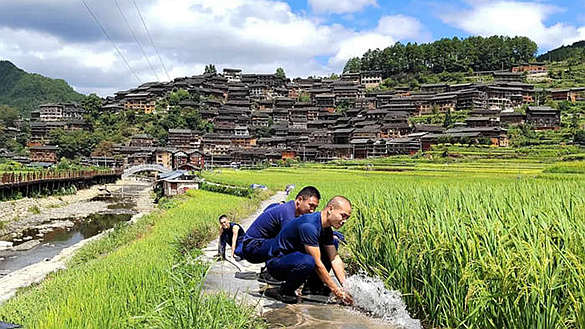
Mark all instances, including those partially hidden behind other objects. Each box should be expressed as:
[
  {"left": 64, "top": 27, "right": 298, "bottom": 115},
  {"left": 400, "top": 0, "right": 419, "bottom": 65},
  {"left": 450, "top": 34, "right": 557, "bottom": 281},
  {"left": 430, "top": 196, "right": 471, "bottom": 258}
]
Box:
[
  {"left": 537, "top": 40, "right": 585, "bottom": 62},
  {"left": 344, "top": 35, "right": 538, "bottom": 77}
]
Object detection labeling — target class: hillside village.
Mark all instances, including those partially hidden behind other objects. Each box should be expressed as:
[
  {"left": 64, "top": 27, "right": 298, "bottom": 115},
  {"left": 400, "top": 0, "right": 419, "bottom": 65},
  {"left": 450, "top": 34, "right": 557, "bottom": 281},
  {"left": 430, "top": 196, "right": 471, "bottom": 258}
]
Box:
[{"left": 3, "top": 63, "right": 585, "bottom": 170}]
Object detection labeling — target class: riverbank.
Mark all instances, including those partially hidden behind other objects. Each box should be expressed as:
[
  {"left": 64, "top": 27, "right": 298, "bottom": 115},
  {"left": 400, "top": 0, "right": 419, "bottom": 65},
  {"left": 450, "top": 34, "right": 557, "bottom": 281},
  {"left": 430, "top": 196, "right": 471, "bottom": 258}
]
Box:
[
  {"left": 0, "top": 189, "right": 268, "bottom": 329},
  {"left": 0, "top": 179, "right": 142, "bottom": 241},
  {"left": 0, "top": 179, "right": 155, "bottom": 303}
]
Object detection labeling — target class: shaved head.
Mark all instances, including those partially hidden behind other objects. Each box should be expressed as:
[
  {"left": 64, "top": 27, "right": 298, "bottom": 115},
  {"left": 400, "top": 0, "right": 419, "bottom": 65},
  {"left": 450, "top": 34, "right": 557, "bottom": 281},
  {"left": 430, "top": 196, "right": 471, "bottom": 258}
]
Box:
[{"left": 326, "top": 196, "right": 351, "bottom": 210}]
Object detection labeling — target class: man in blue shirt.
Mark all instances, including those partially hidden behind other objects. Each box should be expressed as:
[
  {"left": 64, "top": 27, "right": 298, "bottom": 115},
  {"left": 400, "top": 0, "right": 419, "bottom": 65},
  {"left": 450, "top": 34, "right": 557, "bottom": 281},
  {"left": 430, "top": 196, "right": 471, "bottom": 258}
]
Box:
[
  {"left": 217, "top": 214, "right": 245, "bottom": 261},
  {"left": 239, "top": 186, "right": 320, "bottom": 263},
  {"left": 265, "top": 196, "right": 354, "bottom": 305}
]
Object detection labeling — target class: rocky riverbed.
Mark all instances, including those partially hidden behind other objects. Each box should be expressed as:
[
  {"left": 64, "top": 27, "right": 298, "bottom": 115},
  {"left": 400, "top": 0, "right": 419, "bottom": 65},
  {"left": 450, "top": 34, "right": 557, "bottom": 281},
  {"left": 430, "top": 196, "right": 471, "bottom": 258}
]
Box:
[
  {"left": 0, "top": 179, "right": 155, "bottom": 303},
  {"left": 0, "top": 179, "right": 150, "bottom": 243}
]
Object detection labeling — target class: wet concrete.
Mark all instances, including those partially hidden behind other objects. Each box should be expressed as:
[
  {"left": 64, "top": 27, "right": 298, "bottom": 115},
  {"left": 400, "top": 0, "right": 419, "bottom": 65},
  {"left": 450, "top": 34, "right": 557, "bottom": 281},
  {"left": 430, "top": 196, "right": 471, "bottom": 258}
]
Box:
[{"left": 202, "top": 191, "right": 397, "bottom": 329}]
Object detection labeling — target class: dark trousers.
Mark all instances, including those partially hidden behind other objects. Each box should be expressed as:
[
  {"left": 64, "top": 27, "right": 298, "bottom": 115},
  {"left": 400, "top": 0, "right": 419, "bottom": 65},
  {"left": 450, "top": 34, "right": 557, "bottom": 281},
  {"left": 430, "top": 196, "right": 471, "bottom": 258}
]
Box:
[
  {"left": 241, "top": 237, "right": 274, "bottom": 264},
  {"left": 303, "top": 243, "right": 337, "bottom": 290},
  {"left": 266, "top": 252, "right": 315, "bottom": 294}
]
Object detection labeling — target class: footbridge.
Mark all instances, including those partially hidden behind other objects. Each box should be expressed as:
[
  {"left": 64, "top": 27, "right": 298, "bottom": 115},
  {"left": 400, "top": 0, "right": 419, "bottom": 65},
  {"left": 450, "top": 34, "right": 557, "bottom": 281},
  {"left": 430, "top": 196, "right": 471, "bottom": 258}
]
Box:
[{"left": 122, "top": 164, "right": 171, "bottom": 178}]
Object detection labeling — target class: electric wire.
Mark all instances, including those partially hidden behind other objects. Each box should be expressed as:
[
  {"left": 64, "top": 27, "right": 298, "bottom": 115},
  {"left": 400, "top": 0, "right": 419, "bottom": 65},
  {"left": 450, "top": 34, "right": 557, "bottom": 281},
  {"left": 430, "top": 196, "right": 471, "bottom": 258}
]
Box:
[
  {"left": 131, "top": 0, "right": 171, "bottom": 81},
  {"left": 80, "top": 0, "right": 142, "bottom": 84},
  {"left": 113, "top": 0, "right": 160, "bottom": 81}
]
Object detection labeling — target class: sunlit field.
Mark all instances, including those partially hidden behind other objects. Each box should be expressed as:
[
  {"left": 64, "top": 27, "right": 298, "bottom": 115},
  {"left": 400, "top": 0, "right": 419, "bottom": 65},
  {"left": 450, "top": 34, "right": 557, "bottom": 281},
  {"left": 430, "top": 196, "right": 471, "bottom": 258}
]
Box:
[{"left": 204, "top": 161, "right": 585, "bottom": 328}]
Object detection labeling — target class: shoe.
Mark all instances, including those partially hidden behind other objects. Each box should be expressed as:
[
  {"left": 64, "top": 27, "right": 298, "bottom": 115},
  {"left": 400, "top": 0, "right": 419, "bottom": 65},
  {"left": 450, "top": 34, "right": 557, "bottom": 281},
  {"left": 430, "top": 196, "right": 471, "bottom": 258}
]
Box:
[
  {"left": 301, "top": 284, "right": 331, "bottom": 296},
  {"left": 257, "top": 268, "right": 284, "bottom": 285},
  {"left": 264, "top": 287, "right": 298, "bottom": 304}
]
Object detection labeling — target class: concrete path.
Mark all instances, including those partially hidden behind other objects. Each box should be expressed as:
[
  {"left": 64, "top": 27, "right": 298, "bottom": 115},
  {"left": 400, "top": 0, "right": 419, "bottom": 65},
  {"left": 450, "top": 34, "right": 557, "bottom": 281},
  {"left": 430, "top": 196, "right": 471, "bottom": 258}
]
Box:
[{"left": 202, "top": 192, "right": 395, "bottom": 329}]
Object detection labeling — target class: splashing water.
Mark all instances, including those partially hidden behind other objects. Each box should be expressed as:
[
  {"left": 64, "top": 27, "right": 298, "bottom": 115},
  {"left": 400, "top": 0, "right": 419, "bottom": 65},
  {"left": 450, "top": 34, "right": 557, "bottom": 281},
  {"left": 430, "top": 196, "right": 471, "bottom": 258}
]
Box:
[{"left": 344, "top": 274, "right": 422, "bottom": 329}]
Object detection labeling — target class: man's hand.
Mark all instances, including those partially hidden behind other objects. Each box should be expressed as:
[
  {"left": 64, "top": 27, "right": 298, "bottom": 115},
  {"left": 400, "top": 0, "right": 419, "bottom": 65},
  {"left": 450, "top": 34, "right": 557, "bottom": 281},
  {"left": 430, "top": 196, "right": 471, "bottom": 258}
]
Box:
[{"left": 333, "top": 287, "right": 354, "bottom": 305}]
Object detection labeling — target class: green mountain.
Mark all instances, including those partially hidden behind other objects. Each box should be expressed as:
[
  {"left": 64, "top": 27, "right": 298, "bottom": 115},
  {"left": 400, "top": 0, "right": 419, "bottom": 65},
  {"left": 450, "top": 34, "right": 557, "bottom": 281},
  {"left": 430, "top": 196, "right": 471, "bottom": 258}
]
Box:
[
  {"left": 537, "top": 40, "right": 585, "bottom": 62},
  {"left": 0, "top": 60, "right": 85, "bottom": 116}
]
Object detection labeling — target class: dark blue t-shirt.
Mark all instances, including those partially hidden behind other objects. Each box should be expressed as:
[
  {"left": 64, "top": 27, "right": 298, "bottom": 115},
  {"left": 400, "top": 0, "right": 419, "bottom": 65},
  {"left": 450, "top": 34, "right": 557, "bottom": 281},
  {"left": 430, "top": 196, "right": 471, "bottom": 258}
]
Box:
[
  {"left": 271, "top": 212, "right": 334, "bottom": 257},
  {"left": 220, "top": 222, "right": 245, "bottom": 248},
  {"left": 263, "top": 202, "right": 281, "bottom": 213},
  {"left": 244, "top": 200, "right": 296, "bottom": 241}
]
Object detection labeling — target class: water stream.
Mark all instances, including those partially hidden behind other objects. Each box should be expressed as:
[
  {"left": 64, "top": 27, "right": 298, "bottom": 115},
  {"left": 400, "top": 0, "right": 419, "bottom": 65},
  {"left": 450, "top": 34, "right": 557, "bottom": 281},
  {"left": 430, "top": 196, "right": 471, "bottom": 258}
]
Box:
[
  {"left": 0, "top": 183, "right": 149, "bottom": 277},
  {"left": 344, "top": 274, "right": 421, "bottom": 329}
]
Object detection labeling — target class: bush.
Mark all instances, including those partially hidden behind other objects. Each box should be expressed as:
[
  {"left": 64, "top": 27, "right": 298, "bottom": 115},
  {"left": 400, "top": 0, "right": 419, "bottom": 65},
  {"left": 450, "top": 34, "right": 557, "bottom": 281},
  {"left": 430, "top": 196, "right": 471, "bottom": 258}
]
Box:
[{"left": 200, "top": 181, "right": 253, "bottom": 198}]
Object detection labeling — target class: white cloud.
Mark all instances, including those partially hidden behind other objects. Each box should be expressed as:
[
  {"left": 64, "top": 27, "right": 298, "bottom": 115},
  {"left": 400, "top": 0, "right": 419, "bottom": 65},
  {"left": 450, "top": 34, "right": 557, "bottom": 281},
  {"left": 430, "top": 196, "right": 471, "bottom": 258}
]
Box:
[
  {"left": 308, "top": 0, "right": 377, "bottom": 14},
  {"left": 0, "top": 0, "right": 427, "bottom": 96},
  {"left": 440, "top": 1, "right": 585, "bottom": 51},
  {"left": 330, "top": 33, "right": 394, "bottom": 65},
  {"left": 376, "top": 15, "right": 425, "bottom": 41}
]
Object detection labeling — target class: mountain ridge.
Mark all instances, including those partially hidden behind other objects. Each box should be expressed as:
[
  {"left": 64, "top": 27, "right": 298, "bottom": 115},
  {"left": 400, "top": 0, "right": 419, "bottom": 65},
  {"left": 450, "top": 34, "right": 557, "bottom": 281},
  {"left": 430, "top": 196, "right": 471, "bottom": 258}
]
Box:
[{"left": 0, "top": 60, "right": 85, "bottom": 116}]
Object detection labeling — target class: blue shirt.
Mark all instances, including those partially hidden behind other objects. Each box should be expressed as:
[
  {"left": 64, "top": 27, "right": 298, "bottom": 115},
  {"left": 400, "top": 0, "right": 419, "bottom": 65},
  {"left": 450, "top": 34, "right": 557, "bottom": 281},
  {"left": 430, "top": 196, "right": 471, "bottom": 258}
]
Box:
[
  {"left": 263, "top": 202, "right": 281, "bottom": 213},
  {"left": 244, "top": 200, "right": 296, "bottom": 241},
  {"left": 271, "top": 212, "right": 334, "bottom": 257}
]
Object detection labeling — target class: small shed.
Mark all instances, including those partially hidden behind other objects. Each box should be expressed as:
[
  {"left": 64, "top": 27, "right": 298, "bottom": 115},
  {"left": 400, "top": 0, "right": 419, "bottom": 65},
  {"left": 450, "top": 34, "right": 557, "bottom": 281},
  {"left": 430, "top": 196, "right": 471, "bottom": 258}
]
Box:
[{"left": 157, "top": 170, "right": 201, "bottom": 196}]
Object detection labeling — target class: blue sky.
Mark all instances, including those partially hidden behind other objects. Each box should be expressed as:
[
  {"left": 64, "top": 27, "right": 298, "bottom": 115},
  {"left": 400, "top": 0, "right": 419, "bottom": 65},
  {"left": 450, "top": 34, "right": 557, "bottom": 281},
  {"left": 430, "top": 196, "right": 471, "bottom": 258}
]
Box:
[{"left": 0, "top": 0, "right": 583, "bottom": 96}]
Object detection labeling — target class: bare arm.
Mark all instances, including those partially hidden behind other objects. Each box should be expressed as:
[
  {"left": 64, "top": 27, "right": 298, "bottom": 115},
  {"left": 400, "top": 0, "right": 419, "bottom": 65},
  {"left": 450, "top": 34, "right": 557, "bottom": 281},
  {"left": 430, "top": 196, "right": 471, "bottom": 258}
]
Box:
[
  {"left": 305, "top": 245, "right": 352, "bottom": 304},
  {"left": 323, "top": 245, "right": 346, "bottom": 286},
  {"left": 231, "top": 225, "right": 240, "bottom": 257}
]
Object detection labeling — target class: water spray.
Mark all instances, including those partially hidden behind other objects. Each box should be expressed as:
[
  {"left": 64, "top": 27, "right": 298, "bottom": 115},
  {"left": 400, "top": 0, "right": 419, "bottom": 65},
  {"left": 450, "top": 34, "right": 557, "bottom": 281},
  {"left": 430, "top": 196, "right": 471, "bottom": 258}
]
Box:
[{"left": 344, "top": 273, "right": 421, "bottom": 329}]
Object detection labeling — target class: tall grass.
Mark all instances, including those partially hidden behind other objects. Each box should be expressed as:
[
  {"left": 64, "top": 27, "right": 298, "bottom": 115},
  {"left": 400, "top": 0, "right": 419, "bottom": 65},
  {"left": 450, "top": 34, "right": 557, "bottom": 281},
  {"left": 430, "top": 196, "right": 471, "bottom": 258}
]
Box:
[
  {"left": 0, "top": 190, "right": 265, "bottom": 329},
  {"left": 205, "top": 166, "right": 585, "bottom": 328}
]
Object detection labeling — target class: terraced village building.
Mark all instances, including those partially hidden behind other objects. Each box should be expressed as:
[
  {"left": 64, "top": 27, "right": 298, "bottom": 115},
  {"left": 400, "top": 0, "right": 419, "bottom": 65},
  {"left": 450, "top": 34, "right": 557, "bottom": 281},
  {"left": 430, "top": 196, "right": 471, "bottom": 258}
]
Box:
[{"left": 11, "top": 63, "right": 582, "bottom": 168}]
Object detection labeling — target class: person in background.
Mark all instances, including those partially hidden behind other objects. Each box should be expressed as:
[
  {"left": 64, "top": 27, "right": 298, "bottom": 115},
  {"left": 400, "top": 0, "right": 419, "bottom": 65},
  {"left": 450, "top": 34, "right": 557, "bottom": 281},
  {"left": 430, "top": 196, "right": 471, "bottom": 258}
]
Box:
[
  {"left": 265, "top": 196, "right": 354, "bottom": 305},
  {"left": 217, "top": 214, "right": 245, "bottom": 261},
  {"left": 240, "top": 186, "right": 321, "bottom": 264}
]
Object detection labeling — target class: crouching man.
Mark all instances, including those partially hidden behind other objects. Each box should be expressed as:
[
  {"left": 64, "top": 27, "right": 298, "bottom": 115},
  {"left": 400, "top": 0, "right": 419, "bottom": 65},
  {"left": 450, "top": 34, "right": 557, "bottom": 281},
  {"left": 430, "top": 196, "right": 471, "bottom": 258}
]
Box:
[
  {"left": 265, "top": 196, "right": 353, "bottom": 305},
  {"left": 241, "top": 186, "right": 320, "bottom": 264},
  {"left": 217, "top": 214, "right": 245, "bottom": 261}
]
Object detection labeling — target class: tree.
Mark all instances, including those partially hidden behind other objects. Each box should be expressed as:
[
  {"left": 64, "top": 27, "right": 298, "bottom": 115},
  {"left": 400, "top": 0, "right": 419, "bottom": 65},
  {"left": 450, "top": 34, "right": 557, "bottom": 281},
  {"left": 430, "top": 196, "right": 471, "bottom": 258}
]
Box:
[
  {"left": 443, "top": 108, "right": 452, "bottom": 128},
  {"left": 81, "top": 93, "right": 103, "bottom": 121},
  {"left": 204, "top": 64, "right": 217, "bottom": 74},
  {"left": 574, "top": 129, "right": 585, "bottom": 145},
  {"left": 0, "top": 105, "right": 19, "bottom": 127},
  {"left": 168, "top": 89, "right": 190, "bottom": 106},
  {"left": 275, "top": 67, "right": 286, "bottom": 79},
  {"left": 92, "top": 140, "right": 114, "bottom": 156},
  {"left": 298, "top": 92, "right": 311, "bottom": 103},
  {"left": 50, "top": 129, "right": 97, "bottom": 159}
]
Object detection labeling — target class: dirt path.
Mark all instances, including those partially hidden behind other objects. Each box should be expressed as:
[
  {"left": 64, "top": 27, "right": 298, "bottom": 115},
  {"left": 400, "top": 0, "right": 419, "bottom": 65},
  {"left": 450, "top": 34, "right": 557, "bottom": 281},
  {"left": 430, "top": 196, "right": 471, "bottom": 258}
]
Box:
[{"left": 201, "top": 192, "right": 395, "bottom": 329}]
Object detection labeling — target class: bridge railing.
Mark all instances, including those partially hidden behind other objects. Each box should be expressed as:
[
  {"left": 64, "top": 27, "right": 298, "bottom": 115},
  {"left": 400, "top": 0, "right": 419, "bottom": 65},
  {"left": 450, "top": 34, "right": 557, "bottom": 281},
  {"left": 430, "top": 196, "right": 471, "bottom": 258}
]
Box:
[{"left": 0, "top": 169, "right": 122, "bottom": 186}]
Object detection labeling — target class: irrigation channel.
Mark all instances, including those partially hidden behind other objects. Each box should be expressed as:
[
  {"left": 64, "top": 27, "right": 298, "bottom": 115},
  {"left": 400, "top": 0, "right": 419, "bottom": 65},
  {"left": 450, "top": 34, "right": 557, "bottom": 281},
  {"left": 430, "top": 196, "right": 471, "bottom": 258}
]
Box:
[
  {"left": 0, "top": 179, "right": 154, "bottom": 303},
  {"left": 203, "top": 192, "right": 420, "bottom": 329}
]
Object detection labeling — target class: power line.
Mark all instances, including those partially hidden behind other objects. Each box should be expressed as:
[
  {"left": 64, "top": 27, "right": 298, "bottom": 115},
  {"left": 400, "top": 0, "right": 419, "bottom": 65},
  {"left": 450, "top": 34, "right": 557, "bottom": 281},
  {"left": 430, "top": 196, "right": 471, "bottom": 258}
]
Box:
[
  {"left": 113, "top": 0, "right": 160, "bottom": 81},
  {"left": 81, "top": 0, "right": 142, "bottom": 84},
  {"left": 131, "top": 0, "right": 171, "bottom": 81}
]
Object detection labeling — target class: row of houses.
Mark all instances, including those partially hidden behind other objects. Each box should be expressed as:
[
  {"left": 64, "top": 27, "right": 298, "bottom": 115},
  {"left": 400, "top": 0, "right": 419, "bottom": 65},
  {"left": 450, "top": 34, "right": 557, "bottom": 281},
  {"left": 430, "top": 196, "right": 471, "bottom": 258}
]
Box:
[{"left": 12, "top": 65, "right": 576, "bottom": 166}]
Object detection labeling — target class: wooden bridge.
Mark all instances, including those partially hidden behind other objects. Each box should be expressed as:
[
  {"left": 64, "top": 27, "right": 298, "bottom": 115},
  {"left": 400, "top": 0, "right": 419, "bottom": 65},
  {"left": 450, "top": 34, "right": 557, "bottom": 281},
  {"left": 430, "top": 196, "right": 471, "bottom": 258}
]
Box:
[{"left": 0, "top": 169, "right": 122, "bottom": 199}]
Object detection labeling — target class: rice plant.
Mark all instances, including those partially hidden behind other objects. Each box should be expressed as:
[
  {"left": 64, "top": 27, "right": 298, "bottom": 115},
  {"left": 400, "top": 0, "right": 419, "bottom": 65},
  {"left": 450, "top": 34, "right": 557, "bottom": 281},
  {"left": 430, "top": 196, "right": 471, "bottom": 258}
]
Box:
[{"left": 206, "top": 165, "right": 585, "bottom": 328}]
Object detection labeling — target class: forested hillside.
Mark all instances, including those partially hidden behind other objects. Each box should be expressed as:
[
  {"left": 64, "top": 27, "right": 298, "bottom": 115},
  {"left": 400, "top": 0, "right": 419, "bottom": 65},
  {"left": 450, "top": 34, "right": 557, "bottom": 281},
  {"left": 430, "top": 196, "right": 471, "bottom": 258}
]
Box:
[
  {"left": 344, "top": 35, "right": 537, "bottom": 76},
  {"left": 0, "top": 60, "right": 84, "bottom": 116},
  {"left": 537, "top": 40, "right": 585, "bottom": 62}
]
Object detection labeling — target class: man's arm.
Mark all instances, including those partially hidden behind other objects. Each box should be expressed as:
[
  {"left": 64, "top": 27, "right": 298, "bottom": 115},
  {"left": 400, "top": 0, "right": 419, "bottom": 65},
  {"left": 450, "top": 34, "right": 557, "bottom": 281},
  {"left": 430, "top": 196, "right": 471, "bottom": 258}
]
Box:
[
  {"left": 305, "top": 245, "right": 352, "bottom": 304},
  {"left": 323, "top": 244, "right": 346, "bottom": 286},
  {"left": 231, "top": 225, "right": 240, "bottom": 257},
  {"left": 218, "top": 230, "right": 226, "bottom": 259}
]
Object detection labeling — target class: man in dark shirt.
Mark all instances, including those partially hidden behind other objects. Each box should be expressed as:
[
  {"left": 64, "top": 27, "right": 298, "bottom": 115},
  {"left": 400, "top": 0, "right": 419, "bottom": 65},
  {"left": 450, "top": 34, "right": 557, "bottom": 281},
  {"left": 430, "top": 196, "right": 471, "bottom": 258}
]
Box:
[
  {"left": 265, "top": 196, "right": 353, "bottom": 305},
  {"left": 217, "top": 214, "right": 245, "bottom": 261},
  {"left": 240, "top": 186, "right": 320, "bottom": 263}
]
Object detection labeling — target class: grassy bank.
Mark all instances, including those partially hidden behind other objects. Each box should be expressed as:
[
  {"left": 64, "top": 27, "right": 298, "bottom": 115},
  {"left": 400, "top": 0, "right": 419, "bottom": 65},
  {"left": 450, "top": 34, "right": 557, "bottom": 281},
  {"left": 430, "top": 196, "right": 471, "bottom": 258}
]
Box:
[
  {"left": 204, "top": 164, "right": 585, "bottom": 329},
  {"left": 0, "top": 190, "right": 266, "bottom": 329}
]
